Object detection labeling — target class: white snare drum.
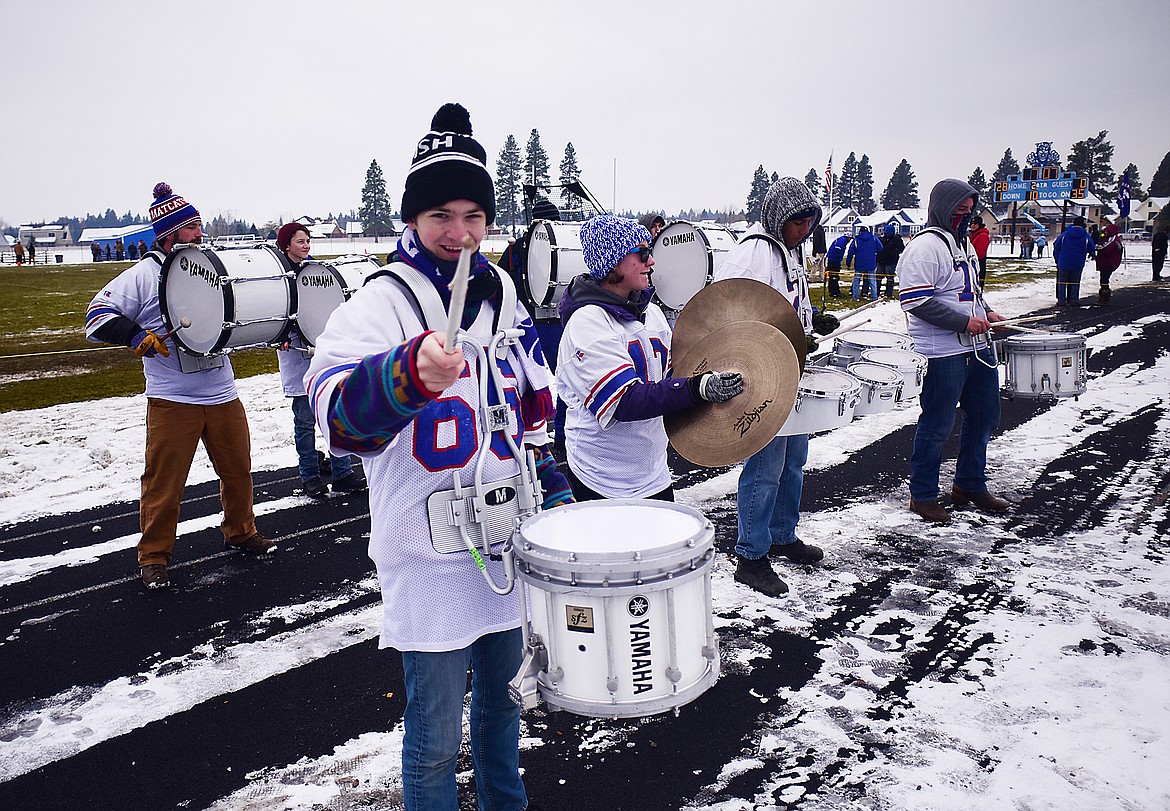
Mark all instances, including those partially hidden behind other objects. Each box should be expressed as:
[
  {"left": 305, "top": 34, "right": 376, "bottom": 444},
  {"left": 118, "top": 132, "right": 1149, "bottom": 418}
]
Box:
[
  {"left": 1001, "top": 332, "right": 1089, "bottom": 399},
  {"left": 511, "top": 500, "right": 718, "bottom": 718},
  {"left": 295, "top": 255, "right": 383, "bottom": 346},
  {"left": 651, "top": 221, "right": 738, "bottom": 311},
  {"left": 858, "top": 347, "right": 928, "bottom": 402},
  {"left": 846, "top": 362, "right": 903, "bottom": 415},
  {"left": 828, "top": 329, "right": 911, "bottom": 368},
  {"left": 777, "top": 367, "right": 861, "bottom": 436},
  {"left": 160, "top": 245, "right": 294, "bottom": 356},
  {"left": 524, "top": 220, "right": 586, "bottom": 309}
]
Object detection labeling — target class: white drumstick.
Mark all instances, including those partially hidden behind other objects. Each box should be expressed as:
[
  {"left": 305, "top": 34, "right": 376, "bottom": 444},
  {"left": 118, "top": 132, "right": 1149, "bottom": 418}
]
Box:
[
  {"left": 837, "top": 298, "right": 882, "bottom": 320},
  {"left": 444, "top": 235, "right": 476, "bottom": 353},
  {"left": 989, "top": 314, "right": 1050, "bottom": 329},
  {"left": 818, "top": 317, "right": 872, "bottom": 344}
]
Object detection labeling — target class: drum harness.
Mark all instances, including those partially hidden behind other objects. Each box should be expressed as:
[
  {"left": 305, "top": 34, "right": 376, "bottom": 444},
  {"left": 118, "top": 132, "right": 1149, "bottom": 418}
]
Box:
[
  {"left": 913, "top": 228, "right": 1001, "bottom": 370},
  {"left": 373, "top": 261, "right": 542, "bottom": 596}
]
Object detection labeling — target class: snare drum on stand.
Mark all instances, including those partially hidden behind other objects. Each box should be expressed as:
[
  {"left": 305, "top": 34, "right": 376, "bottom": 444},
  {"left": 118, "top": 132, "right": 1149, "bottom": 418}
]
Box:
[
  {"left": 295, "top": 255, "right": 383, "bottom": 346},
  {"left": 522, "top": 220, "right": 587, "bottom": 321},
  {"left": 827, "top": 329, "right": 911, "bottom": 369},
  {"left": 1001, "top": 332, "right": 1089, "bottom": 399},
  {"left": 845, "top": 361, "right": 903, "bottom": 415},
  {"left": 650, "top": 221, "right": 738, "bottom": 316},
  {"left": 509, "top": 500, "right": 718, "bottom": 719},
  {"left": 859, "top": 347, "right": 928, "bottom": 402},
  {"left": 159, "top": 245, "right": 294, "bottom": 355},
  {"left": 776, "top": 367, "right": 862, "bottom": 436}
]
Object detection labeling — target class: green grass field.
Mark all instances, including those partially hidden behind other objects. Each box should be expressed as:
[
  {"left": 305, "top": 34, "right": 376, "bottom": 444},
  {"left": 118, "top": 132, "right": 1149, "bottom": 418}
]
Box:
[{"left": 0, "top": 256, "right": 1047, "bottom": 414}]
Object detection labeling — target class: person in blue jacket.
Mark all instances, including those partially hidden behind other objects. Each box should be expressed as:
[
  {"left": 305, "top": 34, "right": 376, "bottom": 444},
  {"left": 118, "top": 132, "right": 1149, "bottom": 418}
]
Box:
[
  {"left": 825, "top": 233, "right": 851, "bottom": 297},
  {"left": 1052, "top": 216, "right": 1096, "bottom": 306},
  {"left": 846, "top": 225, "right": 883, "bottom": 300}
]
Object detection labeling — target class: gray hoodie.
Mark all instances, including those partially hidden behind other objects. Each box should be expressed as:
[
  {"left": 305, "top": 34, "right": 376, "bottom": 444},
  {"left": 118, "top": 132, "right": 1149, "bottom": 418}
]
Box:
[{"left": 927, "top": 178, "right": 978, "bottom": 240}]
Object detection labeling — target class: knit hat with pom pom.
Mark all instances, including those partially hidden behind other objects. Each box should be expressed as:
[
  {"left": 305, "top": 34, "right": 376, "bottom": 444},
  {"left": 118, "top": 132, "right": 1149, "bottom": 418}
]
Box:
[
  {"left": 149, "top": 182, "right": 201, "bottom": 241},
  {"left": 401, "top": 103, "right": 495, "bottom": 224}
]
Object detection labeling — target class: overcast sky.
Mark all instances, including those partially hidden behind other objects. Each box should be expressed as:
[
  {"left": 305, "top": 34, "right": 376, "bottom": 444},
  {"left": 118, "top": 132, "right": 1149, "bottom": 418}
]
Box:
[{"left": 3, "top": 0, "right": 1165, "bottom": 228}]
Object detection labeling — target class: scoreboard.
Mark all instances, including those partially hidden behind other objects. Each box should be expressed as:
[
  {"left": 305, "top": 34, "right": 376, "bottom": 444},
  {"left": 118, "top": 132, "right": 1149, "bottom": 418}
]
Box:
[{"left": 994, "top": 168, "right": 1087, "bottom": 203}]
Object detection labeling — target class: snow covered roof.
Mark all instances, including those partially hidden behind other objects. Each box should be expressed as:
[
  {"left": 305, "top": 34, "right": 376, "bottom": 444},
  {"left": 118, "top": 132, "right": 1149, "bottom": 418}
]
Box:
[
  {"left": 78, "top": 224, "right": 154, "bottom": 243},
  {"left": 344, "top": 221, "right": 363, "bottom": 235}
]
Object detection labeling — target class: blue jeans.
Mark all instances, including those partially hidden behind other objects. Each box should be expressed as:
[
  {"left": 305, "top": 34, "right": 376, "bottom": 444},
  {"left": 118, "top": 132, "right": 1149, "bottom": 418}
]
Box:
[
  {"left": 909, "top": 349, "right": 1001, "bottom": 502},
  {"left": 401, "top": 629, "right": 527, "bottom": 811},
  {"left": 1056, "top": 266, "right": 1083, "bottom": 304},
  {"left": 735, "top": 434, "right": 809, "bottom": 559},
  {"left": 290, "top": 395, "right": 352, "bottom": 481},
  {"left": 852, "top": 268, "right": 878, "bottom": 300}
]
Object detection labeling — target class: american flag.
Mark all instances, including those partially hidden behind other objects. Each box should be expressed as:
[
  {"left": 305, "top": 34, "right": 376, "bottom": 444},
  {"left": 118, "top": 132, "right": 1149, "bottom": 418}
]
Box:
[{"left": 824, "top": 153, "right": 833, "bottom": 197}]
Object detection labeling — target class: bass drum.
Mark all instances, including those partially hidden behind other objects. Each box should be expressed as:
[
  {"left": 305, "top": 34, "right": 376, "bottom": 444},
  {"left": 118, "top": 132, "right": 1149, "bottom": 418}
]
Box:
[
  {"left": 522, "top": 220, "right": 587, "bottom": 313},
  {"left": 295, "top": 255, "right": 383, "bottom": 346},
  {"left": 160, "top": 245, "right": 294, "bottom": 356},
  {"left": 651, "top": 221, "right": 738, "bottom": 312}
]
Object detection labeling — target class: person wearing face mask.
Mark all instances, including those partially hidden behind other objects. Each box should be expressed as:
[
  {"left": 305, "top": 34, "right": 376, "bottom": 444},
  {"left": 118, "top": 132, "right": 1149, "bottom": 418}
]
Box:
[
  {"left": 305, "top": 103, "right": 572, "bottom": 811},
  {"left": 274, "top": 222, "right": 365, "bottom": 499},
  {"left": 897, "top": 178, "right": 1009, "bottom": 525},
  {"left": 555, "top": 215, "right": 743, "bottom": 502}
]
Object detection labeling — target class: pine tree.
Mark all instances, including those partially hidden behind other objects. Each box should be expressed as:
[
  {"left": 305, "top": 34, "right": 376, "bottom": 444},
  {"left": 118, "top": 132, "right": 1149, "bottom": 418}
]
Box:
[
  {"left": 881, "top": 159, "right": 920, "bottom": 209},
  {"left": 525, "top": 129, "right": 551, "bottom": 188},
  {"left": 358, "top": 159, "right": 393, "bottom": 241},
  {"left": 1150, "top": 151, "right": 1170, "bottom": 197},
  {"left": 746, "top": 165, "right": 771, "bottom": 223},
  {"left": 1120, "top": 163, "right": 1147, "bottom": 202},
  {"left": 804, "top": 169, "right": 821, "bottom": 198},
  {"left": 856, "top": 155, "right": 876, "bottom": 215},
  {"left": 838, "top": 152, "right": 859, "bottom": 211},
  {"left": 1066, "top": 131, "right": 1116, "bottom": 201},
  {"left": 558, "top": 142, "right": 582, "bottom": 213},
  {"left": 495, "top": 135, "right": 523, "bottom": 234},
  {"left": 967, "top": 167, "right": 989, "bottom": 210},
  {"left": 993, "top": 149, "right": 1020, "bottom": 182}
]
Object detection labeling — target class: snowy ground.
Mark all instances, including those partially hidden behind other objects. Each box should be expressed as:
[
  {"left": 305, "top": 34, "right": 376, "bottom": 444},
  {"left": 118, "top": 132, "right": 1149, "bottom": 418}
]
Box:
[{"left": 1, "top": 255, "right": 1167, "bottom": 810}]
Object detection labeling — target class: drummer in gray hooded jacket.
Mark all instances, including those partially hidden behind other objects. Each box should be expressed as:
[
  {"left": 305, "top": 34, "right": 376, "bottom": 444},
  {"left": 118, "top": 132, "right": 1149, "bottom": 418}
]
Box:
[{"left": 714, "top": 177, "right": 836, "bottom": 598}]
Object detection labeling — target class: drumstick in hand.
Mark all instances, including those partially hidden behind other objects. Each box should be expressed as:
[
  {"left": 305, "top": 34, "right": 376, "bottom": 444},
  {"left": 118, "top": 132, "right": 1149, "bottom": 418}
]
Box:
[
  {"left": 445, "top": 235, "right": 476, "bottom": 353},
  {"left": 818, "top": 317, "right": 872, "bottom": 344},
  {"left": 158, "top": 316, "right": 192, "bottom": 341}
]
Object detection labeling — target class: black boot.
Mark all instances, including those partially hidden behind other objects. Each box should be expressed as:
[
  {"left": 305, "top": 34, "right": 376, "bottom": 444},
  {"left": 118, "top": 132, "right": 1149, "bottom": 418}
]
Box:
[{"left": 734, "top": 556, "right": 789, "bottom": 597}]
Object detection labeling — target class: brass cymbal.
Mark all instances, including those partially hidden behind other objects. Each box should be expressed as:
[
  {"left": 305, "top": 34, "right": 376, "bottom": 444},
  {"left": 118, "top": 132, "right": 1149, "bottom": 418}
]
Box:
[
  {"left": 672, "top": 278, "right": 808, "bottom": 373},
  {"left": 665, "top": 320, "right": 800, "bottom": 468}
]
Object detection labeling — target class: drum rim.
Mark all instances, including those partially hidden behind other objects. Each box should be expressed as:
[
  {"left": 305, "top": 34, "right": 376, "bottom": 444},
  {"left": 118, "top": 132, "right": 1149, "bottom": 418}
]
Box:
[
  {"left": 836, "top": 329, "right": 911, "bottom": 350},
  {"left": 859, "top": 347, "right": 927, "bottom": 366},
  {"left": 799, "top": 367, "right": 862, "bottom": 395},
  {"left": 846, "top": 361, "right": 905, "bottom": 385},
  {"left": 1003, "top": 333, "right": 1086, "bottom": 351},
  {"left": 536, "top": 658, "right": 718, "bottom": 719},
  {"left": 651, "top": 221, "right": 727, "bottom": 311}
]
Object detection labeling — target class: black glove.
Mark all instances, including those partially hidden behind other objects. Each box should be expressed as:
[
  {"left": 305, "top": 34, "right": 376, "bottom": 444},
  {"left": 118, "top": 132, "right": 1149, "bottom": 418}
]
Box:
[
  {"left": 695, "top": 370, "right": 744, "bottom": 403},
  {"left": 811, "top": 311, "right": 840, "bottom": 336},
  {"left": 806, "top": 334, "right": 819, "bottom": 354}
]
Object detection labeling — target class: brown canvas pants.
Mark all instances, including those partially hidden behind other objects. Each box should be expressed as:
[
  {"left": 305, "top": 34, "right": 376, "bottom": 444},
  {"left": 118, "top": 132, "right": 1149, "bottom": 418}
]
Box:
[{"left": 138, "top": 398, "right": 256, "bottom": 566}]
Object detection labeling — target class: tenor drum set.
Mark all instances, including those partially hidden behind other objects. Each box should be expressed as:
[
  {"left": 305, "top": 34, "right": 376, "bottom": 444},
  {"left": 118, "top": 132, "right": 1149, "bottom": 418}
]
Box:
[{"left": 158, "top": 244, "right": 383, "bottom": 356}]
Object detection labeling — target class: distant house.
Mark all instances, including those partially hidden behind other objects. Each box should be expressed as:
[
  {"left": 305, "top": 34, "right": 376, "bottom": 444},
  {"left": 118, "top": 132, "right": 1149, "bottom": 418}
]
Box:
[
  {"left": 344, "top": 221, "right": 364, "bottom": 237},
  {"left": 1015, "top": 190, "right": 1105, "bottom": 234},
  {"left": 307, "top": 221, "right": 343, "bottom": 239},
  {"left": 18, "top": 223, "right": 73, "bottom": 247},
  {"left": 857, "top": 208, "right": 926, "bottom": 238},
  {"left": 1126, "top": 196, "right": 1167, "bottom": 233},
  {"left": 823, "top": 207, "right": 860, "bottom": 236}
]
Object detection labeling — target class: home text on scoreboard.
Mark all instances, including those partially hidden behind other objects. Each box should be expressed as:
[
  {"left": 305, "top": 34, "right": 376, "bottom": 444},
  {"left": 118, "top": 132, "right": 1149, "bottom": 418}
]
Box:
[{"left": 993, "top": 169, "right": 1087, "bottom": 203}]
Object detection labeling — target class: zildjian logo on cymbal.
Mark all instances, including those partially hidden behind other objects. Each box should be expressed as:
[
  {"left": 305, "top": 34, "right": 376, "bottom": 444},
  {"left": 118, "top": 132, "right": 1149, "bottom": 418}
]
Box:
[{"left": 733, "top": 399, "right": 773, "bottom": 437}]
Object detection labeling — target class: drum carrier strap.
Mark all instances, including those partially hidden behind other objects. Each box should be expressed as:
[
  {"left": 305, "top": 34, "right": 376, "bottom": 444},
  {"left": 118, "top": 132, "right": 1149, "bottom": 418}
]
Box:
[
  {"left": 916, "top": 227, "right": 998, "bottom": 366},
  {"left": 365, "top": 261, "right": 518, "bottom": 335}
]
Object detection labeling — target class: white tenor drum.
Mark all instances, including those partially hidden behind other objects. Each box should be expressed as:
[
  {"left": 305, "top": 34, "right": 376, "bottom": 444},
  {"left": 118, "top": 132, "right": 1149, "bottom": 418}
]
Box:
[
  {"left": 828, "top": 329, "right": 911, "bottom": 368},
  {"left": 295, "top": 255, "right": 383, "bottom": 346},
  {"left": 160, "top": 245, "right": 294, "bottom": 356},
  {"left": 651, "top": 221, "right": 738, "bottom": 312},
  {"left": 859, "top": 347, "right": 928, "bottom": 402},
  {"left": 1001, "top": 332, "right": 1089, "bottom": 399},
  {"left": 511, "top": 500, "right": 718, "bottom": 719},
  {"left": 846, "top": 361, "right": 903, "bottom": 415},
  {"left": 777, "top": 367, "right": 861, "bottom": 436},
  {"left": 523, "top": 220, "right": 586, "bottom": 310}
]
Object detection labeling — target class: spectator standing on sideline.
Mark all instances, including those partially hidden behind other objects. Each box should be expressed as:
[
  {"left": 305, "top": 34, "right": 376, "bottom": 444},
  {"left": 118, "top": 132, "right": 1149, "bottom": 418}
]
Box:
[
  {"left": 274, "top": 222, "right": 366, "bottom": 499},
  {"left": 305, "top": 103, "right": 572, "bottom": 811},
  {"left": 1034, "top": 232, "right": 1047, "bottom": 258},
  {"left": 1052, "top": 216, "right": 1096, "bottom": 306},
  {"left": 824, "top": 233, "right": 850, "bottom": 297},
  {"left": 91, "top": 242, "right": 102, "bottom": 262},
  {"left": 714, "top": 176, "right": 829, "bottom": 597},
  {"left": 556, "top": 215, "right": 743, "bottom": 502},
  {"left": 1019, "top": 231, "right": 1033, "bottom": 259},
  {"left": 875, "top": 223, "right": 905, "bottom": 298},
  {"left": 26, "top": 238, "right": 36, "bottom": 265},
  {"left": 13, "top": 241, "right": 25, "bottom": 265},
  {"left": 898, "top": 178, "right": 1009, "bottom": 525},
  {"left": 137, "top": 239, "right": 149, "bottom": 257},
  {"left": 1092, "top": 222, "right": 1123, "bottom": 304},
  {"left": 1152, "top": 226, "right": 1168, "bottom": 282},
  {"left": 968, "top": 215, "right": 991, "bottom": 286},
  {"left": 846, "top": 225, "right": 882, "bottom": 300},
  {"left": 85, "top": 182, "right": 273, "bottom": 590}
]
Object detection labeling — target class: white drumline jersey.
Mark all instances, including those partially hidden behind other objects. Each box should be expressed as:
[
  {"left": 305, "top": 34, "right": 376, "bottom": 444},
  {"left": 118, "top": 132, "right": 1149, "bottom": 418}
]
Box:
[
  {"left": 306, "top": 275, "right": 551, "bottom": 652},
  {"left": 557, "top": 302, "right": 674, "bottom": 498},
  {"left": 713, "top": 223, "right": 814, "bottom": 333},
  {"left": 85, "top": 255, "right": 238, "bottom": 404},
  {"left": 897, "top": 229, "right": 989, "bottom": 359}
]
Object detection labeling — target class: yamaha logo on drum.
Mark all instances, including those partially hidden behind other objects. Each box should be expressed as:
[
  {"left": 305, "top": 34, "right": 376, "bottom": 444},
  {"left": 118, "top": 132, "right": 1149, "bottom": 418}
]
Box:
[
  {"left": 662, "top": 231, "right": 696, "bottom": 247},
  {"left": 628, "top": 610, "right": 654, "bottom": 694},
  {"left": 300, "top": 274, "right": 336, "bottom": 288},
  {"left": 179, "top": 256, "right": 219, "bottom": 288}
]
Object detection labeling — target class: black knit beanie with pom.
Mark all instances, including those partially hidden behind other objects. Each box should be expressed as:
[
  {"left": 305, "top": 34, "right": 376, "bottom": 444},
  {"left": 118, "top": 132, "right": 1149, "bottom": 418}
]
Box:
[{"left": 400, "top": 103, "right": 496, "bottom": 224}]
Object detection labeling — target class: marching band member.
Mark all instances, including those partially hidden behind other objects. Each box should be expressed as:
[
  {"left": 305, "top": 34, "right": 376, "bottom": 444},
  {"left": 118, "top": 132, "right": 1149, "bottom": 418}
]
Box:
[
  {"left": 556, "top": 214, "right": 744, "bottom": 501},
  {"left": 85, "top": 182, "right": 272, "bottom": 591},
  {"left": 305, "top": 103, "right": 570, "bottom": 811}
]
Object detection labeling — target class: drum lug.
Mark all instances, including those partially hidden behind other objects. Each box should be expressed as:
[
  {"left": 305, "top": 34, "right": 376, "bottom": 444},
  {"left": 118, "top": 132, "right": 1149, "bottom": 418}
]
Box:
[{"left": 508, "top": 634, "right": 549, "bottom": 711}]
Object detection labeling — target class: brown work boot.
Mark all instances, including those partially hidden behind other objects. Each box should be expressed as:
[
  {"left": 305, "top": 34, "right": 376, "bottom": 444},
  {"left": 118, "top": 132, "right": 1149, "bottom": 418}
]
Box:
[
  {"left": 140, "top": 564, "right": 170, "bottom": 590},
  {"left": 951, "top": 487, "right": 1010, "bottom": 513},
  {"left": 909, "top": 498, "right": 951, "bottom": 524},
  {"left": 226, "top": 533, "right": 276, "bottom": 555}
]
